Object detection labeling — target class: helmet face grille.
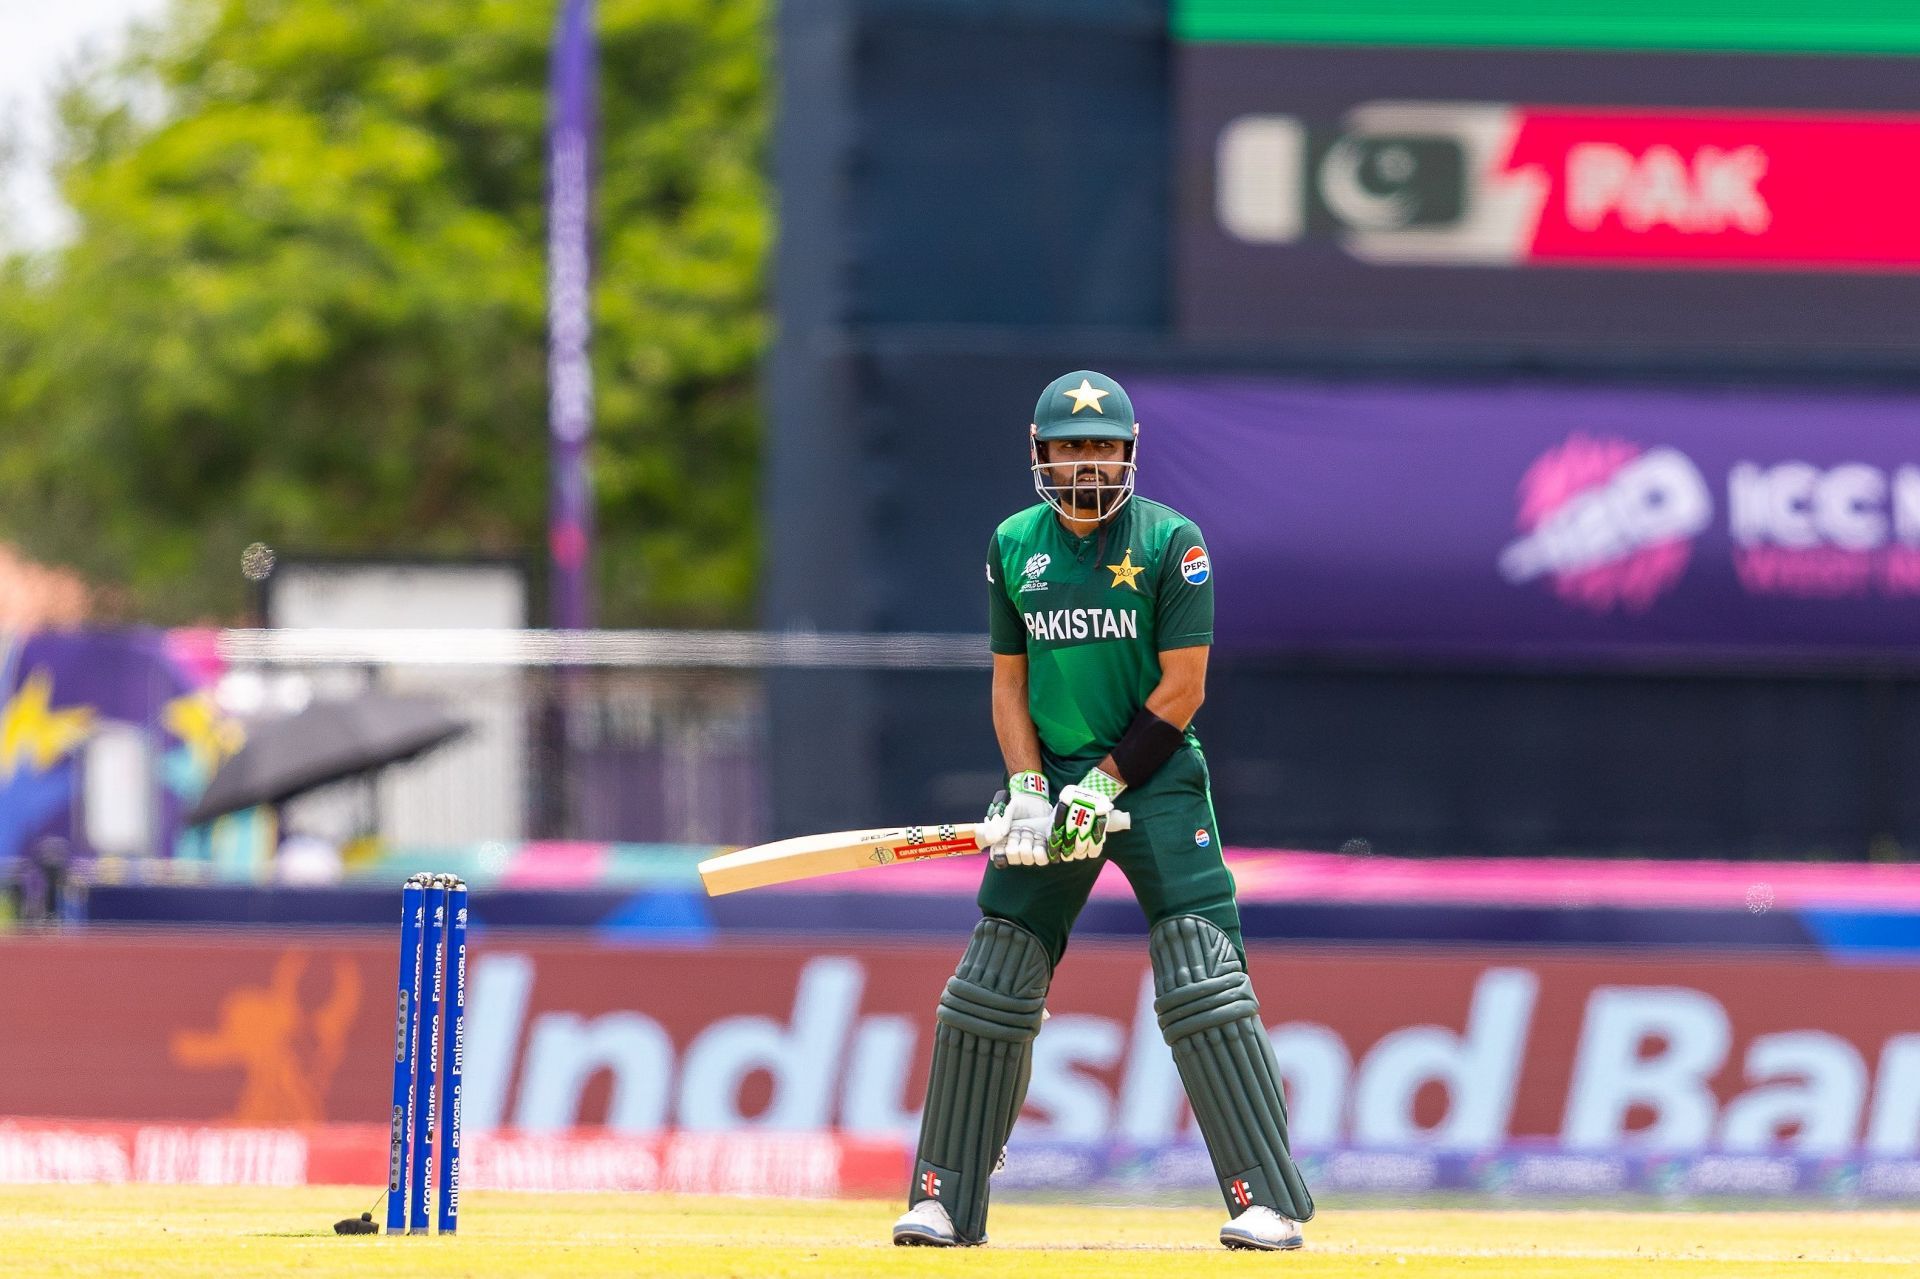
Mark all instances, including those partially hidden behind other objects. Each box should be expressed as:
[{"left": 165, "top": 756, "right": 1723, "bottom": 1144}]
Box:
[{"left": 1029, "top": 450, "right": 1137, "bottom": 523}]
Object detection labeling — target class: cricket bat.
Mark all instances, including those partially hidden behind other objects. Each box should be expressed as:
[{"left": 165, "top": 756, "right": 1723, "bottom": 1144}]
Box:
[{"left": 697, "top": 802, "right": 1131, "bottom": 896}]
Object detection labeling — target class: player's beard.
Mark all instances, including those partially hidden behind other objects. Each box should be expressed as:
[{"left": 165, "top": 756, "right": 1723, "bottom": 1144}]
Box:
[
  {"left": 1041, "top": 463, "right": 1121, "bottom": 517},
  {"left": 1068, "top": 469, "right": 1107, "bottom": 513}
]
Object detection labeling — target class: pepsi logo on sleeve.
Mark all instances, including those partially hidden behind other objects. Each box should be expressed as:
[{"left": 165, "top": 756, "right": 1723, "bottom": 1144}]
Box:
[{"left": 1179, "top": 545, "right": 1211, "bottom": 585}]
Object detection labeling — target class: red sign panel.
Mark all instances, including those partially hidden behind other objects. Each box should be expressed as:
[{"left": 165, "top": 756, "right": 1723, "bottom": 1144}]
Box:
[
  {"left": 3, "top": 933, "right": 1918, "bottom": 1158},
  {"left": 1510, "top": 109, "right": 1920, "bottom": 269}
]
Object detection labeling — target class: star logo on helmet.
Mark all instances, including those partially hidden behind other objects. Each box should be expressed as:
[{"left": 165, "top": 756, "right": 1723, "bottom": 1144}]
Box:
[{"left": 1061, "top": 378, "right": 1109, "bottom": 414}]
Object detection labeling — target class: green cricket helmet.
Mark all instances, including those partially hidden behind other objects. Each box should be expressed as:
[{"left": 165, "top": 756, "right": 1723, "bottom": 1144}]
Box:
[{"left": 1029, "top": 369, "right": 1139, "bottom": 521}]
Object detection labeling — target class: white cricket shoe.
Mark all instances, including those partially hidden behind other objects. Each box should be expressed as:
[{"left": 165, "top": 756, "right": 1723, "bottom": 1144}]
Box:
[
  {"left": 1220, "top": 1205, "right": 1304, "bottom": 1251},
  {"left": 892, "top": 1198, "right": 959, "bottom": 1247}
]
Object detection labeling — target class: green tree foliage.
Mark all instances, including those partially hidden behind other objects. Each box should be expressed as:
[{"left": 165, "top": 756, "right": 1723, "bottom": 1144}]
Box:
[{"left": 0, "top": 0, "right": 766, "bottom": 624}]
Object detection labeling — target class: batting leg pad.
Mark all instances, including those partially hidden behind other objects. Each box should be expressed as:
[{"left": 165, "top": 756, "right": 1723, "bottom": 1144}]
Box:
[
  {"left": 909, "top": 917, "right": 1052, "bottom": 1244},
  {"left": 1150, "top": 915, "right": 1315, "bottom": 1222}
]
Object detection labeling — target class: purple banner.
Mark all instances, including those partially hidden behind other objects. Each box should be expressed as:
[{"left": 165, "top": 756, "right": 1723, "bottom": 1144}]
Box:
[
  {"left": 0, "top": 631, "right": 211, "bottom": 868},
  {"left": 547, "top": 0, "right": 598, "bottom": 629},
  {"left": 1131, "top": 376, "right": 1920, "bottom": 663}
]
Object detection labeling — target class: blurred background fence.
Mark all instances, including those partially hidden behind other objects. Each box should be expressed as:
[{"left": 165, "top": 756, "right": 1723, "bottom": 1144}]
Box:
[{"left": 214, "top": 628, "right": 996, "bottom": 851}]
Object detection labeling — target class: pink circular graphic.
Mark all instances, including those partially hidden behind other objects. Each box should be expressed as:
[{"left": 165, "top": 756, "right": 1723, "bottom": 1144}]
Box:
[{"left": 1511, "top": 433, "right": 1701, "bottom": 614}]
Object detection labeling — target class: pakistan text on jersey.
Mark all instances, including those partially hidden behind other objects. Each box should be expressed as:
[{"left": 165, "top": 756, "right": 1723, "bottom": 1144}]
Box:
[{"left": 1022, "top": 608, "right": 1140, "bottom": 642}]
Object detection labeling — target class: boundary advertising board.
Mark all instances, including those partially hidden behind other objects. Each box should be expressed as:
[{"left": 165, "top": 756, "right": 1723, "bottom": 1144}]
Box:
[{"left": 5, "top": 933, "right": 1918, "bottom": 1167}]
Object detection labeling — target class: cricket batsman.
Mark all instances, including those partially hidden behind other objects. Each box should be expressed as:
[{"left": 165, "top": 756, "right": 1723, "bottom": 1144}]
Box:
[{"left": 892, "top": 370, "right": 1315, "bottom": 1250}]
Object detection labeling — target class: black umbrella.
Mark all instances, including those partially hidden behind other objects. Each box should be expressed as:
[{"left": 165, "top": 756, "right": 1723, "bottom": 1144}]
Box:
[{"left": 187, "top": 693, "right": 470, "bottom": 825}]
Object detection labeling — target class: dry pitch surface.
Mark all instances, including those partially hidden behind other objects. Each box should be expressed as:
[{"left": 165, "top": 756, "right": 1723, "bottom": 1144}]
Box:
[{"left": 5, "top": 1186, "right": 1917, "bottom": 1278}]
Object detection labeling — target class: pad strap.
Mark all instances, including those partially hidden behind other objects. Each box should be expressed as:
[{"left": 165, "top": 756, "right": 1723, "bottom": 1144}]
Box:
[
  {"left": 910, "top": 918, "right": 1052, "bottom": 1243},
  {"left": 1150, "top": 915, "right": 1315, "bottom": 1222}
]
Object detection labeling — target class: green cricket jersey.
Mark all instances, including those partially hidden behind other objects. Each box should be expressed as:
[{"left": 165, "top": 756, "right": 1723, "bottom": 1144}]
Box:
[{"left": 987, "top": 497, "right": 1214, "bottom": 779}]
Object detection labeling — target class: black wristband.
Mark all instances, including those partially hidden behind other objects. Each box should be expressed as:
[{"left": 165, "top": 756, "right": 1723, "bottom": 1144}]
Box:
[{"left": 1108, "top": 708, "right": 1185, "bottom": 789}]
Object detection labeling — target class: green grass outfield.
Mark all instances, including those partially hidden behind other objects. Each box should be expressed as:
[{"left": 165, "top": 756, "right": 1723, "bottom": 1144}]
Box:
[{"left": 8, "top": 1186, "right": 1918, "bottom": 1278}]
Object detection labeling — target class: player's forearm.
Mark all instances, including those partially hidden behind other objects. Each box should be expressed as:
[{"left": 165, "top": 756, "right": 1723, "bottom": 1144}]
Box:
[
  {"left": 1145, "top": 678, "right": 1204, "bottom": 731},
  {"left": 1093, "top": 670, "right": 1205, "bottom": 783},
  {"left": 1147, "top": 644, "right": 1210, "bottom": 733},
  {"left": 992, "top": 677, "right": 1044, "bottom": 776}
]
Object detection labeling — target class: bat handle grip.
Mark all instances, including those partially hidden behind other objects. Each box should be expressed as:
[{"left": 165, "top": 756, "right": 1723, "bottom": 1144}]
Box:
[{"left": 975, "top": 801, "right": 1128, "bottom": 846}]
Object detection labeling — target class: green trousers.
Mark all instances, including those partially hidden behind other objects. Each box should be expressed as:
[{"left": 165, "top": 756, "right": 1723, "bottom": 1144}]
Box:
[{"left": 977, "top": 746, "right": 1245, "bottom": 967}]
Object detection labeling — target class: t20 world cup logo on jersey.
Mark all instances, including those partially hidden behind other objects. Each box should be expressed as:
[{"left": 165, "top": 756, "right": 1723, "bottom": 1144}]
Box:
[{"left": 1498, "top": 433, "right": 1712, "bottom": 614}]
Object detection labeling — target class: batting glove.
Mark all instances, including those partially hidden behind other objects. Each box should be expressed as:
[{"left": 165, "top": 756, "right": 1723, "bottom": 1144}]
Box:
[
  {"left": 989, "top": 771, "right": 1052, "bottom": 868},
  {"left": 1048, "top": 768, "right": 1123, "bottom": 862}
]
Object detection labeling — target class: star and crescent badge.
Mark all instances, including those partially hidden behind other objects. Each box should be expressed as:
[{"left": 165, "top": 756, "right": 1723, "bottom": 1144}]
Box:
[{"left": 1106, "top": 548, "right": 1145, "bottom": 590}]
